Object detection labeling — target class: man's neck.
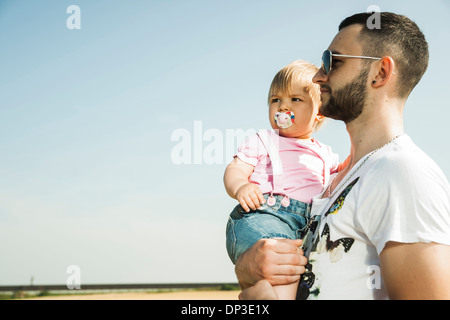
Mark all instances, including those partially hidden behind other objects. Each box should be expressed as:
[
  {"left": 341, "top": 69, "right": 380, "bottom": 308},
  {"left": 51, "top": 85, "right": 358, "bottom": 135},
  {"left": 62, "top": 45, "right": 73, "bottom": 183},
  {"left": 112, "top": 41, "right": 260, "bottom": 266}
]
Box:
[{"left": 345, "top": 100, "right": 405, "bottom": 169}]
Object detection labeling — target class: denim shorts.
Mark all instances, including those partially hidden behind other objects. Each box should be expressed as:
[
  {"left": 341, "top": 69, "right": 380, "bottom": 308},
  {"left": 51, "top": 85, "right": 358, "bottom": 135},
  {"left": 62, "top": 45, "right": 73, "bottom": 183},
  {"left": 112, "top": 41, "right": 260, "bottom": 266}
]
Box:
[{"left": 226, "top": 194, "right": 311, "bottom": 264}]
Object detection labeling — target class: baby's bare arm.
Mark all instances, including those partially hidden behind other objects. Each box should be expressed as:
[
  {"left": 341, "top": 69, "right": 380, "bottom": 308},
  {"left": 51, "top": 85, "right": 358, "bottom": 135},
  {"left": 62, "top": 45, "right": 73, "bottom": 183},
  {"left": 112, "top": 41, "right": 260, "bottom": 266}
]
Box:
[{"left": 223, "top": 157, "right": 265, "bottom": 212}]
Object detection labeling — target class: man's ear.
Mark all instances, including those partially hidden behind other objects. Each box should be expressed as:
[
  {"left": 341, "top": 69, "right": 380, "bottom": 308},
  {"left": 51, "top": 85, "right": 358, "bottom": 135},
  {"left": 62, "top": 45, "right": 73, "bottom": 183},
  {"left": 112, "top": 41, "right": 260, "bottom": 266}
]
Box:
[{"left": 372, "top": 56, "right": 396, "bottom": 88}]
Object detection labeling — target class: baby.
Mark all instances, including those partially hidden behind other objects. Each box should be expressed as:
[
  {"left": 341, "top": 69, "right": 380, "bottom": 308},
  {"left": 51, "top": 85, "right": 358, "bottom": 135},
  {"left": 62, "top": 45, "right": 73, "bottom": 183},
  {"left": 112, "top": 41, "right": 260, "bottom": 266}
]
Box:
[{"left": 224, "top": 60, "right": 342, "bottom": 299}]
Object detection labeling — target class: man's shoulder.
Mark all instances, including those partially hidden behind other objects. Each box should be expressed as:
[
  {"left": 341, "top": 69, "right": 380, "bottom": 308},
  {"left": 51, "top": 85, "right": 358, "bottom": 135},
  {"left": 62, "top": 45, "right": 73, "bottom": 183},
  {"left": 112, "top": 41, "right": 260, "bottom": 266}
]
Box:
[
  {"left": 362, "top": 135, "right": 449, "bottom": 193},
  {"left": 371, "top": 135, "right": 439, "bottom": 175}
]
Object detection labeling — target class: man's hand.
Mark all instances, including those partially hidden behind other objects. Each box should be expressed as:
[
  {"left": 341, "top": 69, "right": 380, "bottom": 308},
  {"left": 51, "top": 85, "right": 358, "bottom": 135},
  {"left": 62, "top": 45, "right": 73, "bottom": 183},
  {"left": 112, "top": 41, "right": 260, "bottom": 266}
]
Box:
[{"left": 235, "top": 238, "right": 307, "bottom": 289}]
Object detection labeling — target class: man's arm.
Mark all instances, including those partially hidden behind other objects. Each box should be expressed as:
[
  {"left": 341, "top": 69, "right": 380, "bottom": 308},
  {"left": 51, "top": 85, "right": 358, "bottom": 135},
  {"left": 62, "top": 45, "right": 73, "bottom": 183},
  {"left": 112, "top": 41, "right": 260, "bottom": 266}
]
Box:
[
  {"left": 235, "top": 238, "right": 307, "bottom": 289},
  {"left": 380, "top": 241, "right": 450, "bottom": 299}
]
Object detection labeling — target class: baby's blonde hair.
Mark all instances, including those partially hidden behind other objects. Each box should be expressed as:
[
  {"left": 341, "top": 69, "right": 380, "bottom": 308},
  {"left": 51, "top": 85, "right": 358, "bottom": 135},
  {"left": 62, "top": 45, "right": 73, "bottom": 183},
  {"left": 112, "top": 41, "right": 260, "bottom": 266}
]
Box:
[{"left": 268, "top": 60, "right": 324, "bottom": 131}]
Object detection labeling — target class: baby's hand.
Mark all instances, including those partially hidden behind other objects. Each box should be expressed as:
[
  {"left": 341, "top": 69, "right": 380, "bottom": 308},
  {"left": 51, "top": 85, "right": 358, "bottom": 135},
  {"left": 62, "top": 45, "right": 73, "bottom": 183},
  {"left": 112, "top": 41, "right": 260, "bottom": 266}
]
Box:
[{"left": 235, "top": 183, "right": 266, "bottom": 212}]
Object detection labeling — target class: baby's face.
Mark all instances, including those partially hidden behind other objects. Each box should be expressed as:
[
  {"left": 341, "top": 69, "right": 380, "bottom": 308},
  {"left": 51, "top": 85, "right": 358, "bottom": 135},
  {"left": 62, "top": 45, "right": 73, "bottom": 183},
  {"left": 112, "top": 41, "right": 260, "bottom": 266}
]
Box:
[{"left": 268, "top": 83, "right": 321, "bottom": 140}]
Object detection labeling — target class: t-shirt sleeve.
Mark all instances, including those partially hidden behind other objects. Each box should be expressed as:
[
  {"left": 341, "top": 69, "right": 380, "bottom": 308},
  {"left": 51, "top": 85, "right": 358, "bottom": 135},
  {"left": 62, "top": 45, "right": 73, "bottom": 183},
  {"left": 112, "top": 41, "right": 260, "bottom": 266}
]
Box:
[
  {"left": 355, "top": 158, "right": 450, "bottom": 255},
  {"left": 234, "top": 133, "right": 266, "bottom": 167}
]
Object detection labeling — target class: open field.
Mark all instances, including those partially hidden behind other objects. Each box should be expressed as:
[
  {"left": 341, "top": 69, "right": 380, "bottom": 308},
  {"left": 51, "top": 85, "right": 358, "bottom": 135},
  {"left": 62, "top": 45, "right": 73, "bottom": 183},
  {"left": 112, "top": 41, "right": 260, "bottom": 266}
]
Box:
[{"left": 25, "top": 290, "right": 240, "bottom": 300}]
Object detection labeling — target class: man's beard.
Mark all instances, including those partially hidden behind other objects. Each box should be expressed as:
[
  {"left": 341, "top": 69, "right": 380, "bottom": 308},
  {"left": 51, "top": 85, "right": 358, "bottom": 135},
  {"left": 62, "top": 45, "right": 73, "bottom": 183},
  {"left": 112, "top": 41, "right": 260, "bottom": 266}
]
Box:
[{"left": 320, "top": 68, "right": 369, "bottom": 123}]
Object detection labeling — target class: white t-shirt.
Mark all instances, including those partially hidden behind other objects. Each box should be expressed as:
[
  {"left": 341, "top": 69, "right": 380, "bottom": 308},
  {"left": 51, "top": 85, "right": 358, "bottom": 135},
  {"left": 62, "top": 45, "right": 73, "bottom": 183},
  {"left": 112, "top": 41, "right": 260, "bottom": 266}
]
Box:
[{"left": 298, "top": 134, "right": 450, "bottom": 300}]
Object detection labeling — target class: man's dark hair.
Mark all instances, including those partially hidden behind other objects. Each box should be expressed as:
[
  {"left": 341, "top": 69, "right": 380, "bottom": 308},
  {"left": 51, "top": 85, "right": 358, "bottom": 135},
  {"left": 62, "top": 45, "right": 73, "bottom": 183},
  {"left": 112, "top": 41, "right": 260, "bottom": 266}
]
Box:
[{"left": 339, "top": 12, "right": 429, "bottom": 98}]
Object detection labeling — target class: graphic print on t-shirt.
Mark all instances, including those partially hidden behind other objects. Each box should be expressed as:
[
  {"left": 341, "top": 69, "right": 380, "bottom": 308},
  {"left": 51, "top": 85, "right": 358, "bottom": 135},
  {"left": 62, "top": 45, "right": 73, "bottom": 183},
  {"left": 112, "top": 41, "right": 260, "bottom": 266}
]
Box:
[
  {"left": 326, "top": 178, "right": 359, "bottom": 216},
  {"left": 297, "top": 178, "right": 359, "bottom": 300},
  {"left": 317, "top": 223, "right": 355, "bottom": 263}
]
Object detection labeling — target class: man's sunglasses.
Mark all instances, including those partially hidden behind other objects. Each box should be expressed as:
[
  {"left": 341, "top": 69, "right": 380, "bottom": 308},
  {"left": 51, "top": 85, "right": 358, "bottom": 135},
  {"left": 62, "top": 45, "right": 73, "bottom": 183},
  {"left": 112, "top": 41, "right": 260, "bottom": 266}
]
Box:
[{"left": 321, "top": 49, "right": 382, "bottom": 75}]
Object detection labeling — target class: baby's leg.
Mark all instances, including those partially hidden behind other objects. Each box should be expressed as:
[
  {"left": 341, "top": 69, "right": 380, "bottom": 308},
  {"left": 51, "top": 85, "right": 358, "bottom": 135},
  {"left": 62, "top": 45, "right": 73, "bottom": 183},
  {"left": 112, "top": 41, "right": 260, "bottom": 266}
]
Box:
[
  {"left": 238, "top": 280, "right": 298, "bottom": 300},
  {"left": 272, "top": 281, "right": 299, "bottom": 300},
  {"left": 239, "top": 280, "right": 278, "bottom": 300}
]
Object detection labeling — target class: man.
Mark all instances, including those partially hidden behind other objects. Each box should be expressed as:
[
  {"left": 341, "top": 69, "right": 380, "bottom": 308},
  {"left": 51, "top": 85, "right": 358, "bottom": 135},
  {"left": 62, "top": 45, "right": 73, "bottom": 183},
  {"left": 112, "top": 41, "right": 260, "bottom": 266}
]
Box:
[{"left": 235, "top": 12, "right": 450, "bottom": 300}]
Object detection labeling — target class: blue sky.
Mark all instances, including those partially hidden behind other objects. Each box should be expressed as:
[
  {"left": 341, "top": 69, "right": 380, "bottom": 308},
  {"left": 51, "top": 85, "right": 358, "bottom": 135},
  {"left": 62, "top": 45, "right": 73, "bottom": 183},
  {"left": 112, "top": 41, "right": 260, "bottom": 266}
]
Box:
[{"left": 0, "top": 0, "right": 449, "bottom": 285}]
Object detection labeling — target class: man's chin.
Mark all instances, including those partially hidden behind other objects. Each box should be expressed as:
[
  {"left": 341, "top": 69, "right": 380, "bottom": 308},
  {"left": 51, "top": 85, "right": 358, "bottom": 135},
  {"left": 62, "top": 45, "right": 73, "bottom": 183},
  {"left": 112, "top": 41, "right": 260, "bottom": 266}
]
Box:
[
  {"left": 319, "top": 104, "right": 343, "bottom": 121},
  {"left": 319, "top": 102, "right": 332, "bottom": 118}
]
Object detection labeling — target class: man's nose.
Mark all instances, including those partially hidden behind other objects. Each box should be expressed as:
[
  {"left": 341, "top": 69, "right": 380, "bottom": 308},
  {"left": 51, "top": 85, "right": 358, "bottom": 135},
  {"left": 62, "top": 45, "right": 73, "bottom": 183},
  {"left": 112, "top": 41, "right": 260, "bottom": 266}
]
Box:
[{"left": 312, "top": 68, "right": 328, "bottom": 84}]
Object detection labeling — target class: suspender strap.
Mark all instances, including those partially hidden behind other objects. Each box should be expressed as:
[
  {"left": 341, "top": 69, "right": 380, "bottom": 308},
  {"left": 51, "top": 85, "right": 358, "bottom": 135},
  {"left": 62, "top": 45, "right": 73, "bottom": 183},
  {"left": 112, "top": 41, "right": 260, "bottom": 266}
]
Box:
[{"left": 257, "top": 129, "right": 284, "bottom": 195}]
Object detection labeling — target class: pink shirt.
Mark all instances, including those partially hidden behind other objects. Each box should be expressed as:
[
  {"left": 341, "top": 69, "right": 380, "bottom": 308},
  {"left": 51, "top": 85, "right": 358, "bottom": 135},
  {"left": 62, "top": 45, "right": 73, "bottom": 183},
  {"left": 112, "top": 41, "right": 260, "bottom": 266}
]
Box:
[{"left": 235, "top": 130, "right": 339, "bottom": 204}]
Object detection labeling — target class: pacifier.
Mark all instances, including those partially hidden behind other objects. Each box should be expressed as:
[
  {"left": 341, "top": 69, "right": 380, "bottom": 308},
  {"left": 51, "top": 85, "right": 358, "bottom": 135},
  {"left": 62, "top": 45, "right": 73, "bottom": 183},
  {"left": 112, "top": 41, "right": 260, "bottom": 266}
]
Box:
[{"left": 274, "top": 111, "right": 295, "bottom": 129}]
